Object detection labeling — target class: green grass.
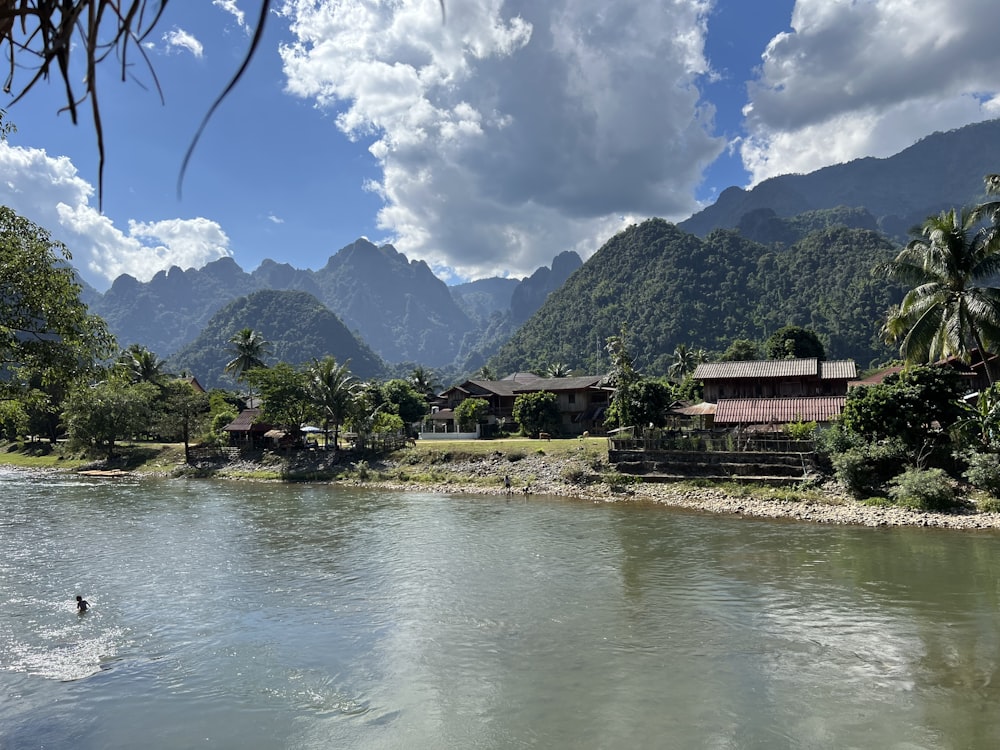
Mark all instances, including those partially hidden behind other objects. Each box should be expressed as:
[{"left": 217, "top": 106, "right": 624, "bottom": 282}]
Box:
[
  {"left": 0, "top": 441, "right": 86, "bottom": 469},
  {"left": 405, "top": 436, "right": 607, "bottom": 461}
]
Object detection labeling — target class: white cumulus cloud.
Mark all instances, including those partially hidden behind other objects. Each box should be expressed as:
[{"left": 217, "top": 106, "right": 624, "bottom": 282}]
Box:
[
  {"left": 278, "top": 0, "right": 723, "bottom": 279},
  {"left": 0, "top": 142, "right": 233, "bottom": 288},
  {"left": 742, "top": 0, "right": 1000, "bottom": 184}
]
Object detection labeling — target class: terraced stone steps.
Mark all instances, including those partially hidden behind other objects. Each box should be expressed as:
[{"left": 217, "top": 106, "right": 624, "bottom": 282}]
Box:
[{"left": 609, "top": 449, "right": 816, "bottom": 487}]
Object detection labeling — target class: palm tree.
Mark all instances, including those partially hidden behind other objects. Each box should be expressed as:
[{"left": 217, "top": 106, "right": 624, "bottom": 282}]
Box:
[
  {"left": 118, "top": 344, "right": 167, "bottom": 387},
  {"left": 545, "top": 362, "right": 571, "bottom": 378},
  {"left": 409, "top": 366, "right": 439, "bottom": 399},
  {"left": 878, "top": 207, "right": 1000, "bottom": 383},
  {"left": 224, "top": 328, "right": 271, "bottom": 401},
  {"left": 306, "top": 356, "right": 357, "bottom": 451},
  {"left": 669, "top": 344, "right": 697, "bottom": 381}
]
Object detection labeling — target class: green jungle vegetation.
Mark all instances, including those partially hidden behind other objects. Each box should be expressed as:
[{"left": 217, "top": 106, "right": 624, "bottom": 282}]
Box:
[
  {"left": 167, "top": 289, "right": 385, "bottom": 389},
  {"left": 489, "top": 217, "right": 902, "bottom": 375}
]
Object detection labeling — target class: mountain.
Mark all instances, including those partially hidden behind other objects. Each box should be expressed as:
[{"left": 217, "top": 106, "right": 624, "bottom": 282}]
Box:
[
  {"left": 450, "top": 277, "right": 520, "bottom": 324},
  {"left": 680, "top": 119, "right": 1000, "bottom": 240},
  {"left": 488, "top": 218, "right": 902, "bottom": 376},
  {"left": 166, "top": 289, "right": 384, "bottom": 390},
  {"left": 449, "top": 251, "right": 585, "bottom": 372},
  {"left": 85, "top": 241, "right": 584, "bottom": 373},
  {"left": 308, "top": 238, "right": 475, "bottom": 367},
  {"left": 509, "top": 250, "right": 583, "bottom": 325},
  {"left": 91, "top": 257, "right": 253, "bottom": 357}
]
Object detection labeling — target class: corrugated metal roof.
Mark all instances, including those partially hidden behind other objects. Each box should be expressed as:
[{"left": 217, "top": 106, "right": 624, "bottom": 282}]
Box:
[
  {"left": 693, "top": 358, "right": 857, "bottom": 381},
  {"left": 820, "top": 360, "right": 858, "bottom": 379},
  {"left": 693, "top": 359, "right": 819, "bottom": 380},
  {"left": 715, "top": 397, "right": 846, "bottom": 424}
]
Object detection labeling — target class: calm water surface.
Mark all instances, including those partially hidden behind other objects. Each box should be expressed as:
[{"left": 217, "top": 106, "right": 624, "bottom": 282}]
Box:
[{"left": 2, "top": 467, "right": 1000, "bottom": 749}]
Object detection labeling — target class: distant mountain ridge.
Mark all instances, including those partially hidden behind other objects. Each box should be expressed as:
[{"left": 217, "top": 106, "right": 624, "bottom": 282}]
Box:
[
  {"left": 680, "top": 118, "right": 1000, "bottom": 240},
  {"left": 85, "top": 240, "right": 581, "bottom": 371}
]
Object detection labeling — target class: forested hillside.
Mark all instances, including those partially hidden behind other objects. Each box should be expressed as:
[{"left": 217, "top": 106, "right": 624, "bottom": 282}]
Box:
[
  {"left": 166, "top": 290, "right": 384, "bottom": 389},
  {"left": 488, "top": 218, "right": 902, "bottom": 376}
]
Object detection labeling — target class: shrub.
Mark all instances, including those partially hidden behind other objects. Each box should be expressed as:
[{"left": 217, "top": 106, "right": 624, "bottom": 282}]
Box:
[
  {"left": 560, "top": 466, "right": 587, "bottom": 485},
  {"left": 352, "top": 460, "right": 371, "bottom": 480},
  {"left": 976, "top": 495, "right": 1000, "bottom": 513},
  {"left": 962, "top": 451, "right": 1000, "bottom": 496},
  {"left": 814, "top": 423, "right": 854, "bottom": 457},
  {"left": 831, "top": 439, "right": 908, "bottom": 498},
  {"left": 506, "top": 451, "right": 525, "bottom": 462},
  {"left": 888, "top": 467, "right": 956, "bottom": 511},
  {"left": 785, "top": 420, "right": 818, "bottom": 441},
  {"left": 602, "top": 469, "right": 640, "bottom": 489}
]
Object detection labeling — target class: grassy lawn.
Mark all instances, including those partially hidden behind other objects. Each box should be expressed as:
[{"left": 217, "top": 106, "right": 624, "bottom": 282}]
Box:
[
  {"left": 409, "top": 435, "right": 608, "bottom": 460},
  {"left": 0, "top": 441, "right": 86, "bottom": 469},
  {"left": 0, "top": 440, "right": 187, "bottom": 472}
]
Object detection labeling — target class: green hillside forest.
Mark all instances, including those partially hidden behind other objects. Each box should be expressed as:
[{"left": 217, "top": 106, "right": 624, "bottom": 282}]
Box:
[
  {"left": 167, "top": 289, "right": 384, "bottom": 389},
  {"left": 489, "top": 218, "right": 903, "bottom": 376}
]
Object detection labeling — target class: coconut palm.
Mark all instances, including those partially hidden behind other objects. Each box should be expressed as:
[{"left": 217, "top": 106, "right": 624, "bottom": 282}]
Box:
[
  {"left": 545, "top": 362, "right": 571, "bottom": 378},
  {"left": 306, "top": 356, "right": 357, "bottom": 451},
  {"left": 409, "top": 366, "right": 439, "bottom": 399},
  {"left": 224, "top": 328, "right": 271, "bottom": 400},
  {"left": 668, "top": 344, "right": 698, "bottom": 381},
  {"left": 118, "top": 344, "right": 167, "bottom": 387},
  {"left": 878, "top": 207, "right": 1000, "bottom": 383}
]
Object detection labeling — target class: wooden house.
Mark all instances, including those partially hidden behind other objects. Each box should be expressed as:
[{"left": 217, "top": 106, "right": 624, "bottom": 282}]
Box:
[
  {"left": 222, "top": 408, "right": 272, "bottom": 449},
  {"left": 691, "top": 358, "right": 857, "bottom": 429},
  {"left": 437, "top": 373, "right": 610, "bottom": 435}
]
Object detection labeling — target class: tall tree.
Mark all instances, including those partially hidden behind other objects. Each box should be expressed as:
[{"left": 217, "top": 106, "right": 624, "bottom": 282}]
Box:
[
  {"left": 383, "top": 379, "right": 428, "bottom": 427},
  {"left": 409, "top": 366, "right": 439, "bottom": 399},
  {"left": 153, "top": 380, "right": 210, "bottom": 463},
  {"left": 764, "top": 326, "right": 826, "bottom": 360},
  {"left": 604, "top": 331, "right": 639, "bottom": 430},
  {"left": 878, "top": 208, "right": 1000, "bottom": 382},
  {"left": 64, "top": 379, "right": 158, "bottom": 460},
  {"left": 719, "top": 339, "right": 760, "bottom": 362},
  {"left": 512, "top": 391, "right": 561, "bottom": 437},
  {"left": 248, "top": 363, "right": 316, "bottom": 433},
  {"left": 224, "top": 328, "right": 271, "bottom": 400},
  {"left": 545, "top": 362, "right": 572, "bottom": 378},
  {"left": 306, "top": 356, "right": 357, "bottom": 451},
  {"left": 0, "top": 206, "right": 115, "bottom": 395}
]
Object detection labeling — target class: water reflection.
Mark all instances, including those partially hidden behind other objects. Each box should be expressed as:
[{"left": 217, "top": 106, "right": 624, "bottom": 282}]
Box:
[{"left": 3, "top": 471, "right": 1000, "bottom": 748}]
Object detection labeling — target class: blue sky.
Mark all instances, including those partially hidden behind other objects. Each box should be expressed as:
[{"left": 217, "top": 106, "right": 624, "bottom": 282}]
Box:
[{"left": 3, "top": 0, "right": 1000, "bottom": 292}]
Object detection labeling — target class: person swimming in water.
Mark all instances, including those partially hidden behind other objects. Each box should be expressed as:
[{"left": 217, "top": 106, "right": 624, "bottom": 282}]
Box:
[{"left": 76, "top": 595, "right": 89, "bottom": 613}]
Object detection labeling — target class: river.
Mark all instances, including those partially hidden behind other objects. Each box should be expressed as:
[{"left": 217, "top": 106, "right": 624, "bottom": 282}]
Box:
[{"left": 2, "top": 467, "right": 1000, "bottom": 749}]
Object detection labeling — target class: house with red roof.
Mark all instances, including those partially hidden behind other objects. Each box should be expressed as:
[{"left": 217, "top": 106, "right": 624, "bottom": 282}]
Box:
[{"left": 689, "top": 358, "right": 858, "bottom": 429}]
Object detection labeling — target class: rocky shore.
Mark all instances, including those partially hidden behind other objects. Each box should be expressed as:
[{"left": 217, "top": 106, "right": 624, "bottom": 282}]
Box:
[
  {"left": 292, "top": 450, "right": 1000, "bottom": 531},
  {"left": 12, "top": 441, "right": 999, "bottom": 531}
]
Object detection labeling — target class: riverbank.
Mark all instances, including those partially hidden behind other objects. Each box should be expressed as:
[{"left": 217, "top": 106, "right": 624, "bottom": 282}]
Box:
[
  {"left": 347, "top": 449, "right": 1000, "bottom": 530},
  {"left": 5, "top": 438, "right": 1000, "bottom": 529}
]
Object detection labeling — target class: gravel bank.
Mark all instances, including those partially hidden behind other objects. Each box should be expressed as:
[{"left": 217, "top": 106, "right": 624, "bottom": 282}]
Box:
[{"left": 364, "top": 452, "right": 1000, "bottom": 531}]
